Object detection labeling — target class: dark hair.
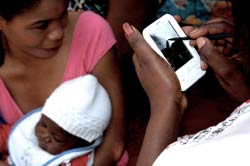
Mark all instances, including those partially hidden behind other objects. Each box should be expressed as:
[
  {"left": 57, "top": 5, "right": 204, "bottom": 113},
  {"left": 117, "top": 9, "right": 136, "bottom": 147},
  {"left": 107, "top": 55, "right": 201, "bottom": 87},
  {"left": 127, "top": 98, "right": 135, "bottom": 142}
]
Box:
[
  {"left": 0, "top": 0, "right": 41, "bottom": 21},
  {"left": 0, "top": 0, "right": 41, "bottom": 66}
]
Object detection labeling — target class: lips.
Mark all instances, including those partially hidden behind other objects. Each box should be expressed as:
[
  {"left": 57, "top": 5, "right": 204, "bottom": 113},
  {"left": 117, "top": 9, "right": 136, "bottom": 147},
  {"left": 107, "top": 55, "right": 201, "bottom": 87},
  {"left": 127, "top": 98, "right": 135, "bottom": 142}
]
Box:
[
  {"left": 43, "top": 40, "right": 62, "bottom": 55},
  {"left": 44, "top": 46, "right": 60, "bottom": 55}
]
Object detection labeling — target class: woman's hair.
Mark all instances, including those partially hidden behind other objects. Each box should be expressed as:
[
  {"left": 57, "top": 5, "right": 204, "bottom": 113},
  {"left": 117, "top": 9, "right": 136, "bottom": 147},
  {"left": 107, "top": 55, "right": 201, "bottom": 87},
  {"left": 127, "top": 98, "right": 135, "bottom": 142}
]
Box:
[
  {"left": 0, "top": 0, "right": 41, "bottom": 21},
  {"left": 0, "top": 0, "right": 41, "bottom": 66}
]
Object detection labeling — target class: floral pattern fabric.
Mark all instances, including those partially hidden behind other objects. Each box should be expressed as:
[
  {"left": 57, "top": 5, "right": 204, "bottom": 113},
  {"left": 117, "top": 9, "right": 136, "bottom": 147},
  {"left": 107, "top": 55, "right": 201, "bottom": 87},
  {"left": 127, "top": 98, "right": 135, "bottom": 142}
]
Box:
[
  {"left": 157, "top": 0, "right": 232, "bottom": 25},
  {"left": 68, "top": 0, "right": 108, "bottom": 17}
]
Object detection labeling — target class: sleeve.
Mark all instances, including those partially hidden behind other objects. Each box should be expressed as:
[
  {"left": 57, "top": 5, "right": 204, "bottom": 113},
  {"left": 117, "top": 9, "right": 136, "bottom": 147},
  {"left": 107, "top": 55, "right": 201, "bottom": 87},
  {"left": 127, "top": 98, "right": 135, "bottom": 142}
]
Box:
[
  {"left": 69, "top": 11, "right": 116, "bottom": 74},
  {"left": 0, "top": 124, "right": 12, "bottom": 154},
  {"left": 69, "top": 153, "right": 89, "bottom": 166}
]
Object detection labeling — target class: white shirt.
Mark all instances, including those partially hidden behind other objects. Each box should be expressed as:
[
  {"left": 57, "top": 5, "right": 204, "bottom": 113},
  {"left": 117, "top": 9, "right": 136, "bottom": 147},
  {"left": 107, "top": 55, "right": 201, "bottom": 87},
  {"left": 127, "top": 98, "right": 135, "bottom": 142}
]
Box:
[{"left": 153, "top": 100, "right": 250, "bottom": 166}]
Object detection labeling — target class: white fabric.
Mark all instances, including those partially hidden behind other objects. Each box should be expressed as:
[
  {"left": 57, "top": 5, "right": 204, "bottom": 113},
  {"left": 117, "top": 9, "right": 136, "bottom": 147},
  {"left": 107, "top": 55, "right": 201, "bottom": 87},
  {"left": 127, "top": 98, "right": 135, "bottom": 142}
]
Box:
[
  {"left": 42, "top": 75, "right": 112, "bottom": 142},
  {"left": 153, "top": 100, "right": 250, "bottom": 166},
  {"left": 8, "top": 109, "right": 101, "bottom": 166}
]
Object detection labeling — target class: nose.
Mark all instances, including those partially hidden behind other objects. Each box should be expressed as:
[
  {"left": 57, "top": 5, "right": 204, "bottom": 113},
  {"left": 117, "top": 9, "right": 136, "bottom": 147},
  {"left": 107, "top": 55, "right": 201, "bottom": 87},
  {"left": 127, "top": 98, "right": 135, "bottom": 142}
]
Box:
[
  {"left": 47, "top": 21, "right": 64, "bottom": 41},
  {"left": 40, "top": 131, "right": 52, "bottom": 143},
  {"left": 44, "top": 137, "right": 51, "bottom": 143}
]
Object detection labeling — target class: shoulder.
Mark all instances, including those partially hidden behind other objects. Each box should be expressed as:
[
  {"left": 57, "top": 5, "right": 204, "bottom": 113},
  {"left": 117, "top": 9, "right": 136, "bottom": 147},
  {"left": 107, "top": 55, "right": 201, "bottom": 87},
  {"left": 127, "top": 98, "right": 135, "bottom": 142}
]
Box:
[
  {"left": 76, "top": 11, "right": 112, "bottom": 32},
  {"left": 67, "top": 11, "right": 114, "bottom": 39},
  {"left": 68, "top": 10, "right": 110, "bottom": 27},
  {"left": 69, "top": 11, "right": 115, "bottom": 47}
]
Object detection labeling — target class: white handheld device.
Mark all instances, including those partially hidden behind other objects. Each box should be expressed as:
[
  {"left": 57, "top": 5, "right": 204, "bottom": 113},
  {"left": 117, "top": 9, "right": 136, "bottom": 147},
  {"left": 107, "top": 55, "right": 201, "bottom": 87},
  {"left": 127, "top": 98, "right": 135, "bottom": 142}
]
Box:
[{"left": 142, "top": 14, "right": 206, "bottom": 91}]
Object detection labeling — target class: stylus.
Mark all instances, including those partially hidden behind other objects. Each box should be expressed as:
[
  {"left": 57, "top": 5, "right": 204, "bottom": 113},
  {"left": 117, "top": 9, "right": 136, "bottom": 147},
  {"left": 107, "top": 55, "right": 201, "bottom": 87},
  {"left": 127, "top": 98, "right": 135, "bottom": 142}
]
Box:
[{"left": 168, "top": 33, "right": 232, "bottom": 41}]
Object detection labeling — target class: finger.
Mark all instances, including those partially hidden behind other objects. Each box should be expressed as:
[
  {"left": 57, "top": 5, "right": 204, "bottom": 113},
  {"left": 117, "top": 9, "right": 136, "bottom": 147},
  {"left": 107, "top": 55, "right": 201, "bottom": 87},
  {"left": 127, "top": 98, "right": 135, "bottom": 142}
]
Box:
[
  {"left": 182, "top": 26, "right": 195, "bottom": 35},
  {"left": 200, "top": 60, "right": 208, "bottom": 70},
  {"left": 206, "top": 17, "right": 233, "bottom": 25},
  {"left": 197, "top": 37, "right": 236, "bottom": 77},
  {"left": 132, "top": 53, "right": 141, "bottom": 72},
  {"left": 123, "top": 22, "right": 159, "bottom": 65},
  {"left": 173, "top": 15, "right": 182, "bottom": 23},
  {"left": 189, "top": 20, "right": 233, "bottom": 39}
]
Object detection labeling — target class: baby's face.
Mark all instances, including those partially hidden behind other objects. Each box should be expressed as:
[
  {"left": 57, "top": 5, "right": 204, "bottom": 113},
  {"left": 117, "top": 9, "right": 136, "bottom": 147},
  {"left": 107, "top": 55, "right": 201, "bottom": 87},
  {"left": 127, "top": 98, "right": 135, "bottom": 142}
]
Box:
[{"left": 35, "top": 115, "right": 78, "bottom": 154}]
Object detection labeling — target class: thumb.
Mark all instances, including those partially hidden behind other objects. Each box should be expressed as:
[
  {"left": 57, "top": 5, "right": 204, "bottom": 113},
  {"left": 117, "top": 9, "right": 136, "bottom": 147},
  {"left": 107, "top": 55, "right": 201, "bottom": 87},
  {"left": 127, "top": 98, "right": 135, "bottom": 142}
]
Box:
[{"left": 123, "top": 23, "right": 159, "bottom": 65}]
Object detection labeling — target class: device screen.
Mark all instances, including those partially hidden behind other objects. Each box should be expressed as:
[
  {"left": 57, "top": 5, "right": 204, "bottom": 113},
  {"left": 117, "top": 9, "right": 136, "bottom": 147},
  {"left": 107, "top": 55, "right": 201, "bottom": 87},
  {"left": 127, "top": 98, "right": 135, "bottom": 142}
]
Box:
[{"left": 149, "top": 21, "right": 193, "bottom": 71}]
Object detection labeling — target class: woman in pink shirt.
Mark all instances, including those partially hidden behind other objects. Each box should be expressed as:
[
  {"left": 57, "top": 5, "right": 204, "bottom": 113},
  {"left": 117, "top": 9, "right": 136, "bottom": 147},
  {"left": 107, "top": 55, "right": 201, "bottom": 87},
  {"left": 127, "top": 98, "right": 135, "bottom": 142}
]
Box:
[{"left": 0, "top": 0, "right": 125, "bottom": 165}]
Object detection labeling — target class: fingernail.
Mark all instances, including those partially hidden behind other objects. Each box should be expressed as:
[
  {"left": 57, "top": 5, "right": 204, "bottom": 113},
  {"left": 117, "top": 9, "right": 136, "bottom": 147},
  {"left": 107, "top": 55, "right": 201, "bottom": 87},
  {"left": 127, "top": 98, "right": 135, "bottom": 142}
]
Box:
[
  {"left": 190, "top": 28, "right": 198, "bottom": 35},
  {"left": 197, "top": 37, "right": 206, "bottom": 49},
  {"left": 123, "top": 23, "right": 133, "bottom": 36},
  {"left": 200, "top": 60, "right": 207, "bottom": 70}
]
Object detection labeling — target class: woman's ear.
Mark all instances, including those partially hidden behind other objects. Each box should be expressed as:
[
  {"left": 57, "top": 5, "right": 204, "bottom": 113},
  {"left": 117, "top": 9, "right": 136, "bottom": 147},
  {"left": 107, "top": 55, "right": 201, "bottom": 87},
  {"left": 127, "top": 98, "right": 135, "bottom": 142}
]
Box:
[
  {"left": 0, "top": 17, "right": 3, "bottom": 30},
  {"left": 0, "top": 16, "right": 6, "bottom": 30}
]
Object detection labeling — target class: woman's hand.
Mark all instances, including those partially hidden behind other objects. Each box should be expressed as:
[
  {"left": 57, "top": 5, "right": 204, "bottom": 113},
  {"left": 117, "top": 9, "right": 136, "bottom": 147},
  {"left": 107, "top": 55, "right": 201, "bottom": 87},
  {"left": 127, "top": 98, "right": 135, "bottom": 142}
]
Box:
[
  {"left": 123, "top": 22, "right": 187, "bottom": 166},
  {"left": 123, "top": 23, "right": 186, "bottom": 110},
  {"left": 183, "top": 17, "right": 234, "bottom": 56},
  {"left": 196, "top": 37, "right": 250, "bottom": 103}
]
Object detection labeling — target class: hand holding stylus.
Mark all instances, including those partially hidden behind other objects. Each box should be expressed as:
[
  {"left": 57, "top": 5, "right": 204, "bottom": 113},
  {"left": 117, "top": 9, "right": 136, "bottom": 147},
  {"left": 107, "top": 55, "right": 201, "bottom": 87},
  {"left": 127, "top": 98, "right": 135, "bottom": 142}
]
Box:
[
  {"left": 168, "top": 33, "right": 232, "bottom": 41},
  {"left": 181, "top": 17, "right": 234, "bottom": 56}
]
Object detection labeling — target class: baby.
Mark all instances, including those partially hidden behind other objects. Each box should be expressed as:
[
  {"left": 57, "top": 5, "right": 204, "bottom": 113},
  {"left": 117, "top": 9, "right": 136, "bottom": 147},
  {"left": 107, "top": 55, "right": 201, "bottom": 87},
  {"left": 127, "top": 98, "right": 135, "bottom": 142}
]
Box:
[{"left": 7, "top": 75, "right": 111, "bottom": 166}]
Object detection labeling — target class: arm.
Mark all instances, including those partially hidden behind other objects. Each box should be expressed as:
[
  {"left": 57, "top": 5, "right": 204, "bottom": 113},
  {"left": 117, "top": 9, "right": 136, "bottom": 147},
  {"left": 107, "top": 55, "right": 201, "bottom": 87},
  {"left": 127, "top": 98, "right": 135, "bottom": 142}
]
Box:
[
  {"left": 92, "top": 48, "right": 125, "bottom": 166},
  {"left": 106, "top": 0, "right": 157, "bottom": 60},
  {"left": 123, "top": 23, "right": 187, "bottom": 166}
]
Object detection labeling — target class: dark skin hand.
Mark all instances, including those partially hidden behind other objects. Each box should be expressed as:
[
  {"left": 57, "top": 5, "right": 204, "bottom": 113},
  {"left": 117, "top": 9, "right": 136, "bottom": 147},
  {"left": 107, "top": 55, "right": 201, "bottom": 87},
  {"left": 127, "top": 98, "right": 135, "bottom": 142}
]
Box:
[
  {"left": 196, "top": 37, "right": 250, "bottom": 103},
  {"left": 182, "top": 17, "right": 234, "bottom": 56},
  {"left": 181, "top": 16, "right": 250, "bottom": 102},
  {"left": 183, "top": 17, "right": 248, "bottom": 75},
  {"left": 122, "top": 17, "right": 248, "bottom": 166},
  {"left": 123, "top": 22, "right": 187, "bottom": 166}
]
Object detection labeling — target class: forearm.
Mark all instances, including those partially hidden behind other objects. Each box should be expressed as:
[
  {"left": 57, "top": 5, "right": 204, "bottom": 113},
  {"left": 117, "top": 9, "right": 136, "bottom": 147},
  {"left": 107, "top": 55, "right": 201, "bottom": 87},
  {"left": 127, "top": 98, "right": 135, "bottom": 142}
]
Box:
[
  {"left": 94, "top": 117, "right": 125, "bottom": 166},
  {"left": 123, "top": 23, "right": 186, "bottom": 166},
  {"left": 93, "top": 89, "right": 125, "bottom": 165},
  {"left": 137, "top": 97, "right": 183, "bottom": 166},
  {"left": 92, "top": 49, "right": 126, "bottom": 165}
]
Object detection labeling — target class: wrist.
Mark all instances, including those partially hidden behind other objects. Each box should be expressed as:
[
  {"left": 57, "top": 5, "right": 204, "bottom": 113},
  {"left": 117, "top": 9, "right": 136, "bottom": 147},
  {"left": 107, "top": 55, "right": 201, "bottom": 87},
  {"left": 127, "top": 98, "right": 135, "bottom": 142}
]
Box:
[{"left": 149, "top": 91, "right": 187, "bottom": 115}]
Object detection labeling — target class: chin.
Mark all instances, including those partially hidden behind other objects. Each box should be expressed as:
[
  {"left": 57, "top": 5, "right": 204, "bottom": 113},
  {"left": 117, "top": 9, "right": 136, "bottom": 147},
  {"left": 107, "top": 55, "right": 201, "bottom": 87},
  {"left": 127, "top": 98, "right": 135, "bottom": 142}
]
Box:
[
  {"left": 31, "top": 49, "right": 59, "bottom": 59},
  {"left": 45, "top": 47, "right": 60, "bottom": 56},
  {"left": 39, "top": 142, "right": 48, "bottom": 152}
]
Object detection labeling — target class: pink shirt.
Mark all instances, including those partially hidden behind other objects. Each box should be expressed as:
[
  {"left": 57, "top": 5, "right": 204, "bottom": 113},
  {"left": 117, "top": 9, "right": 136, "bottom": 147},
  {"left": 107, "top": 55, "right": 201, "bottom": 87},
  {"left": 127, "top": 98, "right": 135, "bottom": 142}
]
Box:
[{"left": 0, "top": 11, "right": 116, "bottom": 124}]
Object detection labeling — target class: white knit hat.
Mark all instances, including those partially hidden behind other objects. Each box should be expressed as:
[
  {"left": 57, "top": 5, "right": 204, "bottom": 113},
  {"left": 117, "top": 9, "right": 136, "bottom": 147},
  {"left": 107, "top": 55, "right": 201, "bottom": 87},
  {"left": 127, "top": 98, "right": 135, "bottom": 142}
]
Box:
[{"left": 41, "top": 75, "right": 112, "bottom": 143}]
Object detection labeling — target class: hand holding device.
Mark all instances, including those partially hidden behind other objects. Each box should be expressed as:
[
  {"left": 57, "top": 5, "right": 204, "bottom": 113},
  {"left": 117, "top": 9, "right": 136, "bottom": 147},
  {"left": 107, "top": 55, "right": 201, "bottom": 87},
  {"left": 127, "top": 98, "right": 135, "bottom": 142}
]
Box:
[{"left": 142, "top": 14, "right": 206, "bottom": 91}]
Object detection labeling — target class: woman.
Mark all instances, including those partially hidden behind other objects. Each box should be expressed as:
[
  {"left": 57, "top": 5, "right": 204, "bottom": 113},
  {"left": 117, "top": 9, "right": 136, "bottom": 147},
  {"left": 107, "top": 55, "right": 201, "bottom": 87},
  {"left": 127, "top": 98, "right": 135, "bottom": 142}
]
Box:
[
  {"left": 0, "top": 0, "right": 125, "bottom": 165},
  {"left": 123, "top": 0, "right": 250, "bottom": 165}
]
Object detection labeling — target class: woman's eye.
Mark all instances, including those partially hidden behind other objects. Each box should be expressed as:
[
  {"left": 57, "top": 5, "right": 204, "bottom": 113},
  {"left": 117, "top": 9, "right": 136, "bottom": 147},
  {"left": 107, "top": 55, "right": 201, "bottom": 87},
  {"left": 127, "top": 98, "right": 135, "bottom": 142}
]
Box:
[
  {"left": 53, "top": 136, "right": 64, "bottom": 143},
  {"left": 36, "top": 22, "right": 49, "bottom": 30}
]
